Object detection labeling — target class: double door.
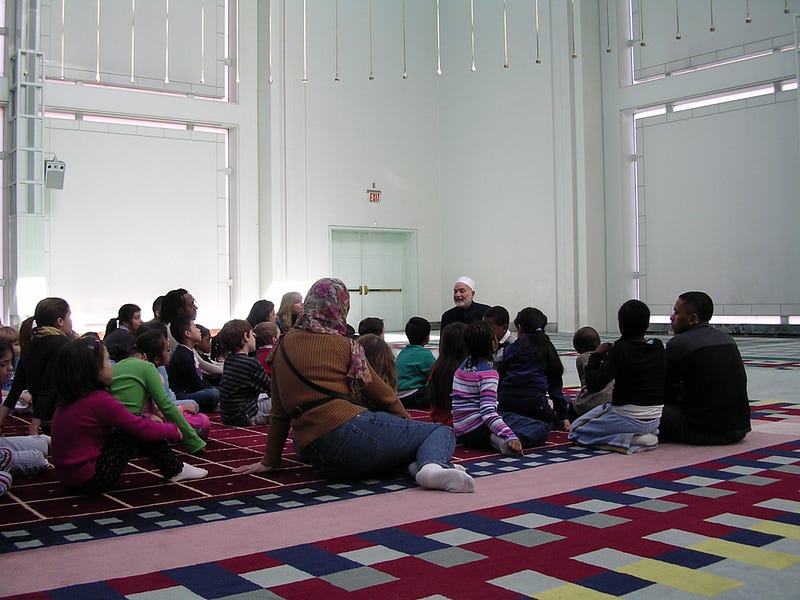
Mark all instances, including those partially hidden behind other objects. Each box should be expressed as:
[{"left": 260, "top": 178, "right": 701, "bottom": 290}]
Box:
[{"left": 330, "top": 229, "right": 417, "bottom": 332}]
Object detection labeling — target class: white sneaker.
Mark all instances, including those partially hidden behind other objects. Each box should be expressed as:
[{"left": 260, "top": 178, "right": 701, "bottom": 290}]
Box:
[{"left": 168, "top": 463, "right": 208, "bottom": 483}]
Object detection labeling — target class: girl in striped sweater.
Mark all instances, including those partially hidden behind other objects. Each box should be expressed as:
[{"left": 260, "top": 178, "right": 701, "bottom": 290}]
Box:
[{"left": 453, "top": 321, "right": 550, "bottom": 456}]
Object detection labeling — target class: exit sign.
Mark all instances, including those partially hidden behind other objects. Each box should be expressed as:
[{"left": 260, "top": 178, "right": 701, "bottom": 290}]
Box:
[{"left": 368, "top": 188, "right": 381, "bottom": 203}]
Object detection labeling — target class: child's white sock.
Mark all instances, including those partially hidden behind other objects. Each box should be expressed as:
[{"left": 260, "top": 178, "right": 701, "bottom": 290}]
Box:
[
  {"left": 415, "top": 463, "right": 475, "bottom": 493},
  {"left": 632, "top": 433, "right": 658, "bottom": 448},
  {"left": 169, "top": 463, "right": 208, "bottom": 483},
  {"left": 409, "top": 461, "right": 467, "bottom": 478}
]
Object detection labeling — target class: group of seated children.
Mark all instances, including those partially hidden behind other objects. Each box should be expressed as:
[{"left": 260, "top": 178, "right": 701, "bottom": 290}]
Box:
[{"left": 0, "top": 292, "right": 288, "bottom": 497}]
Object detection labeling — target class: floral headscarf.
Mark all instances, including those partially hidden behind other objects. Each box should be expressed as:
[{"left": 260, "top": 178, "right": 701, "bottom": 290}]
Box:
[{"left": 295, "top": 278, "right": 371, "bottom": 384}]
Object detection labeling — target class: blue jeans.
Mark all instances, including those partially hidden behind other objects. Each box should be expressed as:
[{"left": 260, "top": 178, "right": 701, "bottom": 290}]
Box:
[
  {"left": 569, "top": 403, "right": 660, "bottom": 454},
  {"left": 176, "top": 388, "right": 219, "bottom": 413},
  {"left": 457, "top": 411, "right": 550, "bottom": 449},
  {"left": 296, "top": 411, "right": 456, "bottom": 480}
]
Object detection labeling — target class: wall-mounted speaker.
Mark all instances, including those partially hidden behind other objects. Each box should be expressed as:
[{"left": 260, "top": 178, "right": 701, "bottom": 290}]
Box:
[{"left": 44, "top": 160, "right": 66, "bottom": 189}]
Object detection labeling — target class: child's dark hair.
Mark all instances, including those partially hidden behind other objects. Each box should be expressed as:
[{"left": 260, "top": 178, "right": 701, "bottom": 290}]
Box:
[
  {"left": 54, "top": 337, "right": 107, "bottom": 406},
  {"left": 678, "top": 291, "right": 714, "bottom": 322},
  {"left": 160, "top": 288, "right": 188, "bottom": 323},
  {"left": 104, "top": 333, "right": 135, "bottom": 363},
  {"left": 170, "top": 317, "right": 194, "bottom": 344},
  {"left": 463, "top": 321, "right": 496, "bottom": 367},
  {"left": 217, "top": 319, "right": 252, "bottom": 353},
  {"left": 513, "top": 308, "right": 564, "bottom": 378},
  {"left": 253, "top": 322, "right": 278, "bottom": 347},
  {"left": 135, "top": 330, "right": 167, "bottom": 363},
  {"left": 572, "top": 326, "right": 601, "bottom": 354},
  {"left": 358, "top": 317, "right": 384, "bottom": 337},
  {"left": 356, "top": 334, "right": 397, "bottom": 390},
  {"left": 617, "top": 299, "right": 651, "bottom": 338},
  {"left": 105, "top": 303, "right": 141, "bottom": 337},
  {"left": 429, "top": 322, "right": 468, "bottom": 409},
  {"left": 152, "top": 295, "right": 164, "bottom": 318},
  {"left": 137, "top": 319, "right": 168, "bottom": 338},
  {"left": 246, "top": 300, "right": 275, "bottom": 327},
  {"left": 197, "top": 324, "right": 211, "bottom": 339},
  {"left": 0, "top": 338, "right": 14, "bottom": 361},
  {"left": 405, "top": 317, "right": 431, "bottom": 346},
  {"left": 20, "top": 297, "right": 70, "bottom": 349},
  {"left": 483, "top": 306, "right": 510, "bottom": 328}
]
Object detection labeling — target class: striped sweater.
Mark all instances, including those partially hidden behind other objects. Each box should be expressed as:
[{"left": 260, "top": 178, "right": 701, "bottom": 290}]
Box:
[{"left": 451, "top": 359, "right": 517, "bottom": 442}]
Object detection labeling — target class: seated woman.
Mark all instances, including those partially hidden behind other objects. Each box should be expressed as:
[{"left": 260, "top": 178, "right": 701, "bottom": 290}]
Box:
[
  {"left": 498, "top": 308, "right": 570, "bottom": 431},
  {"left": 235, "top": 278, "right": 474, "bottom": 493},
  {"left": 0, "top": 298, "right": 74, "bottom": 435}
]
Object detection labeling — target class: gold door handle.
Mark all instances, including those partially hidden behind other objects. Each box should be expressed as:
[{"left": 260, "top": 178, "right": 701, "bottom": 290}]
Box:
[{"left": 363, "top": 285, "right": 369, "bottom": 295}]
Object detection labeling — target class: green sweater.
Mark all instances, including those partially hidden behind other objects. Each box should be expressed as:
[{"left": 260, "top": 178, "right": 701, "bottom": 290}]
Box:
[
  {"left": 396, "top": 344, "right": 436, "bottom": 392},
  {"left": 110, "top": 357, "right": 206, "bottom": 454}
]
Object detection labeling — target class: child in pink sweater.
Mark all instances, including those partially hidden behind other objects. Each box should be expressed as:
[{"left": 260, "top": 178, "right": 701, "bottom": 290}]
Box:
[{"left": 51, "top": 337, "right": 207, "bottom": 493}]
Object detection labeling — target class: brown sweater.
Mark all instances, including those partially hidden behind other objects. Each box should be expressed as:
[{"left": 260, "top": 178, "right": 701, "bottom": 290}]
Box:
[{"left": 261, "top": 329, "right": 410, "bottom": 468}]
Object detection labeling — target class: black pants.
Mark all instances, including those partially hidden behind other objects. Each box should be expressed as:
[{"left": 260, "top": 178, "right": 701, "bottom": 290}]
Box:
[
  {"left": 659, "top": 405, "right": 749, "bottom": 446},
  {"left": 69, "top": 430, "right": 183, "bottom": 494}
]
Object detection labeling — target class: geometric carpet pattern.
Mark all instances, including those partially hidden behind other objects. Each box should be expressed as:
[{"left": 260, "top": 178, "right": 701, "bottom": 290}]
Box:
[
  {"left": 7, "top": 439, "right": 800, "bottom": 599},
  {"left": 0, "top": 442, "right": 600, "bottom": 555}
]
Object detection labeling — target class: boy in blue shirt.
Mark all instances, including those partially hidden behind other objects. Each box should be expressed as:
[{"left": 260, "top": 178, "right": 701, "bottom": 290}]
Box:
[{"left": 396, "top": 317, "right": 435, "bottom": 409}]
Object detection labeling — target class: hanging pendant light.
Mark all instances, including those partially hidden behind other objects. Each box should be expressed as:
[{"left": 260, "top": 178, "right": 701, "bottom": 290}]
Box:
[{"left": 470, "top": 0, "right": 476, "bottom": 71}]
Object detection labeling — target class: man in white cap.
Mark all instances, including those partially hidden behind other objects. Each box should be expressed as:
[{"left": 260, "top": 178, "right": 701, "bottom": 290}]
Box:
[{"left": 440, "top": 276, "right": 491, "bottom": 330}]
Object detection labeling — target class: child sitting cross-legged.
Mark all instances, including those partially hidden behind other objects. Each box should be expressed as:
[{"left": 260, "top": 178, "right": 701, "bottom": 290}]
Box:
[
  {"left": 167, "top": 317, "right": 220, "bottom": 413},
  {"left": 51, "top": 337, "right": 207, "bottom": 493},
  {"left": 568, "top": 299, "right": 666, "bottom": 454},
  {"left": 253, "top": 321, "right": 280, "bottom": 375},
  {"left": 453, "top": 321, "right": 551, "bottom": 456},
  {"left": 396, "top": 317, "right": 436, "bottom": 409},
  {"left": 218, "top": 319, "right": 271, "bottom": 426}
]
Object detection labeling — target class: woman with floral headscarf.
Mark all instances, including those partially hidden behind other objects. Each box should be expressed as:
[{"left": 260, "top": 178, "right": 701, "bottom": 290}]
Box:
[{"left": 235, "top": 278, "right": 474, "bottom": 493}]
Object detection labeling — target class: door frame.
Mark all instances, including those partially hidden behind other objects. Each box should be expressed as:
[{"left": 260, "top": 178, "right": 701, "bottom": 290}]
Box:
[{"left": 329, "top": 226, "right": 419, "bottom": 331}]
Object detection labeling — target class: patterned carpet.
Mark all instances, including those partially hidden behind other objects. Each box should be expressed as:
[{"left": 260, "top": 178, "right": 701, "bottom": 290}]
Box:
[
  {"left": 7, "top": 439, "right": 800, "bottom": 599},
  {"left": 0, "top": 410, "right": 579, "bottom": 554}
]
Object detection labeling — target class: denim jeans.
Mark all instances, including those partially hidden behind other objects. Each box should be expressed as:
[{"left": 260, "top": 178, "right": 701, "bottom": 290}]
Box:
[
  {"left": 176, "top": 387, "right": 220, "bottom": 413},
  {"left": 456, "top": 411, "right": 550, "bottom": 449},
  {"left": 296, "top": 411, "right": 456, "bottom": 481},
  {"left": 569, "top": 403, "right": 660, "bottom": 454},
  {"left": 0, "top": 435, "right": 50, "bottom": 476}
]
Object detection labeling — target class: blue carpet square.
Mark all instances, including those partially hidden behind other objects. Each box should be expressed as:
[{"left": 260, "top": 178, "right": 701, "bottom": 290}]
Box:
[
  {"left": 164, "top": 562, "right": 261, "bottom": 598},
  {"left": 47, "top": 582, "right": 125, "bottom": 600},
  {"left": 438, "top": 512, "right": 525, "bottom": 536},
  {"left": 578, "top": 570, "right": 653, "bottom": 595},
  {"left": 622, "top": 475, "right": 695, "bottom": 492},
  {"left": 269, "top": 543, "right": 362, "bottom": 576},
  {"left": 359, "top": 526, "right": 448, "bottom": 554},
  {"left": 657, "top": 548, "right": 724, "bottom": 569},
  {"left": 673, "top": 466, "right": 740, "bottom": 480},
  {"left": 776, "top": 513, "right": 800, "bottom": 526},
  {"left": 570, "top": 487, "right": 647, "bottom": 505},
  {"left": 508, "top": 499, "right": 589, "bottom": 520},
  {"left": 723, "top": 528, "right": 783, "bottom": 547}
]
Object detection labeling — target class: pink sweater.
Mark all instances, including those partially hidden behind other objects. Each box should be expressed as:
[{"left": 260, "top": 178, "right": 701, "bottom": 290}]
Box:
[{"left": 52, "top": 389, "right": 181, "bottom": 487}]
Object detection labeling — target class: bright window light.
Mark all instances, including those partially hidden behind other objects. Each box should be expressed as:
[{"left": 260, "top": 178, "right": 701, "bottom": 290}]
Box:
[
  {"left": 673, "top": 85, "right": 774, "bottom": 112},
  {"left": 634, "top": 106, "right": 667, "bottom": 120},
  {"left": 667, "top": 50, "right": 773, "bottom": 77},
  {"left": 781, "top": 80, "right": 798, "bottom": 91},
  {"left": 710, "top": 316, "right": 782, "bottom": 325},
  {"left": 650, "top": 315, "right": 782, "bottom": 325},
  {"left": 83, "top": 115, "right": 187, "bottom": 130},
  {"left": 194, "top": 125, "right": 229, "bottom": 134},
  {"left": 789, "top": 316, "right": 800, "bottom": 325},
  {"left": 44, "top": 111, "right": 76, "bottom": 120}
]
